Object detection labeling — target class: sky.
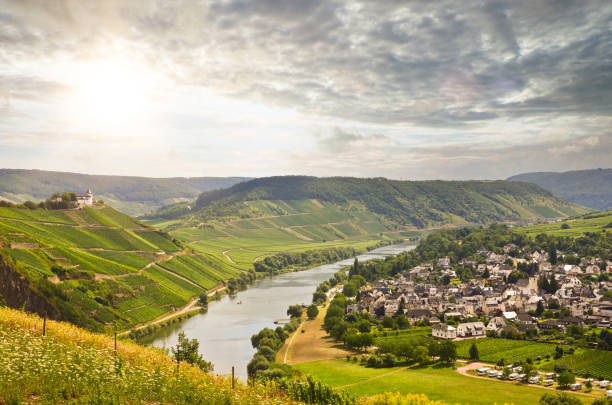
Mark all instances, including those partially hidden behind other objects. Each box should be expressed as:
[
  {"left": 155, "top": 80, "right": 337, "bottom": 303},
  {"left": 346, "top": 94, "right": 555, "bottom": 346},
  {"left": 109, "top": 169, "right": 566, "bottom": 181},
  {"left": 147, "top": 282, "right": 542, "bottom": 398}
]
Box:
[{"left": 0, "top": 0, "right": 611, "bottom": 180}]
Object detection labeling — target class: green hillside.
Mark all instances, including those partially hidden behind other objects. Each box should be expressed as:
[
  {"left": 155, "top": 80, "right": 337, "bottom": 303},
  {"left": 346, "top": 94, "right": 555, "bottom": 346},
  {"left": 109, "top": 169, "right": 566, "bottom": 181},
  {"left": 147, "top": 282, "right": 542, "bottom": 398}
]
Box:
[
  {"left": 519, "top": 210, "right": 612, "bottom": 237},
  {"left": 0, "top": 168, "right": 250, "bottom": 216},
  {"left": 508, "top": 168, "right": 612, "bottom": 210},
  {"left": 0, "top": 204, "right": 240, "bottom": 332},
  {"left": 144, "top": 176, "right": 586, "bottom": 277}
]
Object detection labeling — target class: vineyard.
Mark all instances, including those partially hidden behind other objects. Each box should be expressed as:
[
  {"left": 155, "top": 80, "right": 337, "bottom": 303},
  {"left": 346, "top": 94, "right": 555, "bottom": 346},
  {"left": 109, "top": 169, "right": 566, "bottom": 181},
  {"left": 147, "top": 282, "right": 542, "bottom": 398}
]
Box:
[{"left": 455, "top": 338, "right": 566, "bottom": 364}]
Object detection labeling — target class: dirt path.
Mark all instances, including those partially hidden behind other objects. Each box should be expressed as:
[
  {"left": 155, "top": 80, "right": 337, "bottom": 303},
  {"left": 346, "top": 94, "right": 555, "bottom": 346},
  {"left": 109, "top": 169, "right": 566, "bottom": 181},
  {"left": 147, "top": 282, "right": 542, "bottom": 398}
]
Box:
[
  {"left": 281, "top": 227, "right": 313, "bottom": 241},
  {"left": 154, "top": 263, "right": 204, "bottom": 290},
  {"left": 455, "top": 362, "right": 602, "bottom": 399},
  {"left": 118, "top": 297, "right": 201, "bottom": 336},
  {"left": 278, "top": 302, "right": 352, "bottom": 365},
  {"left": 222, "top": 249, "right": 236, "bottom": 264}
]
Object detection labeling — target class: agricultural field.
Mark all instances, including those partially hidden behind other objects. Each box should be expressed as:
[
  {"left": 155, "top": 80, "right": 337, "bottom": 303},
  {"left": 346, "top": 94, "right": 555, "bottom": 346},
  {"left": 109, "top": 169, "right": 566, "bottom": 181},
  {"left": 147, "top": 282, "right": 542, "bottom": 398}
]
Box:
[
  {"left": 292, "top": 359, "right": 593, "bottom": 405},
  {"left": 455, "top": 338, "right": 566, "bottom": 365},
  {"left": 0, "top": 205, "right": 239, "bottom": 331},
  {"left": 519, "top": 210, "right": 612, "bottom": 237},
  {"left": 373, "top": 327, "right": 432, "bottom": 347},
  {"left": 540, "top": 348, "right": 612, "bottom": 380},
  {"left": 163, "top": 199, "right": 407, "bottom": 273}
]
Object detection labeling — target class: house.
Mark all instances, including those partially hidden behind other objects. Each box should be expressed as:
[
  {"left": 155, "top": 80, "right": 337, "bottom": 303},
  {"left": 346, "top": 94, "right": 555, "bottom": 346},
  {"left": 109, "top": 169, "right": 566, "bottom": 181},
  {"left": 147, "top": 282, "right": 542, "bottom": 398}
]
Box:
[
  {"left": 456, "top": 322, "right": 486, "bottom": 338},
  {"left": 405, "top": 309, "right": 433, "bottom": 323},
  {"left": 76, "top": 189, "right": 94, "bottom": 207},
  {"left": 486, "top": 317, "right": 507, "bottom": 334},
  {"left": 432, "top": 323, "right": 457, "bottom": 339},
  {"left": 503, "top": 311, "right": 518, "bottom": 321}
]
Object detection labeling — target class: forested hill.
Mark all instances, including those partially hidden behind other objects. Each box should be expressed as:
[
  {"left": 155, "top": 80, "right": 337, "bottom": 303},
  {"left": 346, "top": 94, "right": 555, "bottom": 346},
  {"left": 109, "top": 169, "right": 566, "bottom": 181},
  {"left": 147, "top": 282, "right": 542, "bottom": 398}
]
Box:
[
  {"left": 0, "top": 169, "right": 250, "bottom": 216},
  {"left": 158, "top": 176, "right": 587, "bottom": 229},
  {"left": 508, "top": 168, "right": 612, "bottom": 211}
]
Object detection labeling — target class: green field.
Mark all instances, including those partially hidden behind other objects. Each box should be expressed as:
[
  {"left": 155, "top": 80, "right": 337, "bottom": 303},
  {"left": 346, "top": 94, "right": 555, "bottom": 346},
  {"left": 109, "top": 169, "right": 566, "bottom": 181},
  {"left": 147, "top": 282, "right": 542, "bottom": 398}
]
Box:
[
  {"left": 160, "top": 199, "right": 406, "bottom": 273},
  {"left": 455, "top": 338, "right": 565, "bottom": 365},
  {"left": 519, "top": 211, "right": 612, "bottom": 237},
  {"left": 373, "top": 327, "right": 432, "bottom": 346},
  {"left": 292, "top": 359, "right": 592, "bottom": 405}
]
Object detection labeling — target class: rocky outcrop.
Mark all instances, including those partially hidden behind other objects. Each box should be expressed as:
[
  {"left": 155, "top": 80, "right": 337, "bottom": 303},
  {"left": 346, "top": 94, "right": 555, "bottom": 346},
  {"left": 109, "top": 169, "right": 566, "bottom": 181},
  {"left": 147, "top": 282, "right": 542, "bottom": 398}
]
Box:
[{"left": 0, "top": 255, "right": 60, "bottom": 319}]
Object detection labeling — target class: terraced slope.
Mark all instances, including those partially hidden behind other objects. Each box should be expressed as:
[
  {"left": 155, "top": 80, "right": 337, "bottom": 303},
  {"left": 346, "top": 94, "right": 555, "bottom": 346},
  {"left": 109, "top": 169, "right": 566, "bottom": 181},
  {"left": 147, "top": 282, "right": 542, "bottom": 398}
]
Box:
[
  {"left": 0, "top": 205, "right": 241, "bottom": 332},
  {"left": 147, "top": 176, "right": 587, "bottom": 272}
]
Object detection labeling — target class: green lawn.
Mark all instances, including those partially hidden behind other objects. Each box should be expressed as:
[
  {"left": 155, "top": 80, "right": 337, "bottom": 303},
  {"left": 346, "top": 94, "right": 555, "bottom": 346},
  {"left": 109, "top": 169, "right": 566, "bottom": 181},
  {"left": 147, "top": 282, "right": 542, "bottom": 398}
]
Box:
[{"left": 292, "top": 359, "right": 593, "bottom": 405}]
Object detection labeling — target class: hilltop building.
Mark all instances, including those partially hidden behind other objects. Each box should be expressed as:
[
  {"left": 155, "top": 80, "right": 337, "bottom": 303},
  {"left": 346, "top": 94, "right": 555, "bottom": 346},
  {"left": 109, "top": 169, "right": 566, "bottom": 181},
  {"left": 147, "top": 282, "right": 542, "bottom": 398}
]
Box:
[{"left": 76, "top": 189, "right": 94, "bottom": 207}]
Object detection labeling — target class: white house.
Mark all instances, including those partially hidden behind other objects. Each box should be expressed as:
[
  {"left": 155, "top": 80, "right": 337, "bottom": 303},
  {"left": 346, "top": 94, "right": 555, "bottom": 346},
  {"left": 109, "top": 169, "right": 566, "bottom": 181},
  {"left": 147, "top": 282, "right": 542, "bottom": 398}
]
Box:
[
  {"left": 456, "top": 322, "right": 486, "bottom": 338},
  {"left": 432, "top": 323, "right": 457, "bottom": 339},
  {"left": 76, "top": 189, "right": 94, "bottom": 207}
]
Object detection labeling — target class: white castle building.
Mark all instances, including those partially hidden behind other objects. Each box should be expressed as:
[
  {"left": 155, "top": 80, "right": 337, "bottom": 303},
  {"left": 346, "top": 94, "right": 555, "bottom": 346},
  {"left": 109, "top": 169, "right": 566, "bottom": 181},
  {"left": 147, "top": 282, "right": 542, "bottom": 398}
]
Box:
[{"left": 76, "top": 189, "right": 94, "bottom": 207}]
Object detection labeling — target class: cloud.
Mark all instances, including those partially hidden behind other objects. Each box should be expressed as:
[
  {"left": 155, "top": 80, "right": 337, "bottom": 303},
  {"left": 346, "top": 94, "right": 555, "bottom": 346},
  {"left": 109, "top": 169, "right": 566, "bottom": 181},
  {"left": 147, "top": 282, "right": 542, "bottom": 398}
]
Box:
[{"left": 0, "top": 0, "right": 610, "bottom": 178}]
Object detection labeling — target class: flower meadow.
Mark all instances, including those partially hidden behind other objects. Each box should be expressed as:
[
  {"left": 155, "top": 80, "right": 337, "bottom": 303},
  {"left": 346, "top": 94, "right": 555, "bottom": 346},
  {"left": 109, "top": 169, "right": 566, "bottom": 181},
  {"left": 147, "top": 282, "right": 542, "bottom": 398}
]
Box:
[{"left": 0, "top": 307, "right": 294, "bottom": 405}]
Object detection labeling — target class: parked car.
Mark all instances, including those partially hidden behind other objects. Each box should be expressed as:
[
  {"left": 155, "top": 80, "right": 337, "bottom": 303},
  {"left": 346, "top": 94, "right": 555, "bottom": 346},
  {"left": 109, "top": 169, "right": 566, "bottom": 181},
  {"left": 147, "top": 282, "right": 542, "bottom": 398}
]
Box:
[
  {"left": 570, "top": 383, "right": 582, "bottom": 391},
  {"left": 600, "top": 380, "right": 610, "bottom": 388},
  {"left": 543, "top": 379, "right": 554, "bottom": 386},
  {"left": 509, "top": 373, "right": 519, "bottom": 380},
  {"left": 606, "top": 390, "right": 612, "bottom": 397},
  {"left": 529, "top": 376, "right": 540, "bottom": 384},
  {"left": 545, "top": 373, "right": 556, "bottom": 380},
  {"left": 488, "top": 370, "right": 499, "bottom": 378},
  {"left": 478, "top": 368, "right": 490, "bottom": 376}
]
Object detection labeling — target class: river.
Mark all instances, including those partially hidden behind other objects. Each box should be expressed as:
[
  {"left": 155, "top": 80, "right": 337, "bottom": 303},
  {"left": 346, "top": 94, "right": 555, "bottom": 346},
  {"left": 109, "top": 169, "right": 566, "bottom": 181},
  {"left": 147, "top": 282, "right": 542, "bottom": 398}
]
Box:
[{"left": 143, "top": 244, "right": 415, "bottom": 379}]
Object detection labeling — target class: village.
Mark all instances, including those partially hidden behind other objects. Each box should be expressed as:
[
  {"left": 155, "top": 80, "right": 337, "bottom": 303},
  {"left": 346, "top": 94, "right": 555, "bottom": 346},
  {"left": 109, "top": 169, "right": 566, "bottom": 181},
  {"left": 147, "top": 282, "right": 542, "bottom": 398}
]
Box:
[{"left": 349, "top": 243, "right": 612, "bottom": 341}]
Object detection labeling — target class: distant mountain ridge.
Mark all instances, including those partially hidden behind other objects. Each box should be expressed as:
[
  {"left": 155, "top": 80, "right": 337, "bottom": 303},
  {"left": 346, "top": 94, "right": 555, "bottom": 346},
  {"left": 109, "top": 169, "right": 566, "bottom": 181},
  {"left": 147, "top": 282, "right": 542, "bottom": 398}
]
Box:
[
  {"left": 154, "top": 176, "right": 587, "bottom": 229},
  {"left": 507, "top": 168, "right": 612, "bottom": 211},
  {"left": 0, "top": 169, "right": 251, "bottom": 216}
]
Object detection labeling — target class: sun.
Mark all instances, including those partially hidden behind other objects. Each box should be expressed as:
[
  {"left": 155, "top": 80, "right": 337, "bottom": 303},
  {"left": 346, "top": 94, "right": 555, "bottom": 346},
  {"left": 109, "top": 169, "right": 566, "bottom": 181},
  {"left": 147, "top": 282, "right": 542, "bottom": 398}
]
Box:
[{"left": 68, "top": 60, "right": 152, "bottom": 130}]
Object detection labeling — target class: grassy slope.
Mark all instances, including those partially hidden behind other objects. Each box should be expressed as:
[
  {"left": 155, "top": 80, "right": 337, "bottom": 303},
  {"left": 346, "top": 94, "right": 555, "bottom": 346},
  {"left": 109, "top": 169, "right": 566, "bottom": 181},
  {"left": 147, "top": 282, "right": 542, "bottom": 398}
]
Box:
[
  {"left": 292, "top": 359, "right": 593, "bottom": 405},
  {"left": 0, "top": 307, "right": 291, "bottom": 405},
  {"left": 0, "top": 205, "right": 238, "bottom": 331},
  {"left": 150, "top": 198, "right": 405, "bottom": 273}
]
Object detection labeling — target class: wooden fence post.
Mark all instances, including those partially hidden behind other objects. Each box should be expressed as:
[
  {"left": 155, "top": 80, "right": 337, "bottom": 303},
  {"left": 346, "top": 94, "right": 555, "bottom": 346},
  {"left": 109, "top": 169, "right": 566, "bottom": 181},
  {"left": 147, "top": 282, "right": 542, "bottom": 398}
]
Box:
[
  {"left": 232, "top": 366, "right": 235, "bottom": 389},
  {"left": 43, "top": 315, "right": 46, "bottom": 336}
]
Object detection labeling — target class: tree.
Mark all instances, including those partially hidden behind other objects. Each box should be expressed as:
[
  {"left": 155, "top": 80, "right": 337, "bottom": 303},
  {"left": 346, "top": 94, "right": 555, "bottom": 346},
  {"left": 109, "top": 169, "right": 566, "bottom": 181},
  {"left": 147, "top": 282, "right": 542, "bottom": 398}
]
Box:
[
  {"left": 592, "top": 399, "right": 612, "bottom": 405},
  {"left": 469, "top": 342, "right": 479, "bottom": 360},
  {"left": 535, "top": 300, "right": 545, "bottom": 317},
  {"left": 549, "top": 243, "right": 558, "bottom": 265},
  {"left": 343, "top": 283, "right": 356, "bottom": 297},
  {"left": 198, "top": 293, "right": 208, "bottom": 307},
  {"left": 171, "top": 332, "right": 213, "bottom": 372},
  {"left": 397, "top": 297, "right": 406, "bottom": 315},
  {"left": 539, "top": 393, "right": 582, "bottom": 405},
  {"left": 413, "top": 345, "right": 429, "bottom": 366},
  {"left": 306, "top": 304, "right": 319, "bottom": 320},
  {"left": 438, "top": 341, "right": 457, "bottom": 365},
  {"left": 482, "top": 268, "right": 490, "bottom": 279},
  {"left": 557, "top": 371, "right": 576, "bottom": 389},
  {"left": 554, "top": 345, "right": 564, "bottom": 359},
  {"left": 287, "top": 304, "right": 304, "bottom": 319}
]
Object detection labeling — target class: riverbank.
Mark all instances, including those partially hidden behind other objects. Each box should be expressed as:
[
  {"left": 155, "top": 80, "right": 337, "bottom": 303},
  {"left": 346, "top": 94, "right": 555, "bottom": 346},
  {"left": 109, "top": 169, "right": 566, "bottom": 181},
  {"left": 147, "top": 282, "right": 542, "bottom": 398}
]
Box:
[{"left": 144, "top": 244, "right": 415, "bottom": 379}]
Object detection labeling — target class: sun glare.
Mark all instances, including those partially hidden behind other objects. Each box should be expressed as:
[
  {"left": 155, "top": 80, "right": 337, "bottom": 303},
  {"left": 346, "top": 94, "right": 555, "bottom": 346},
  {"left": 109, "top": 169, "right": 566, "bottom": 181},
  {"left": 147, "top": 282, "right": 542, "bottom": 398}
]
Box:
[{"left": 68, "top": 61, "right": 152, "bottom": 131}]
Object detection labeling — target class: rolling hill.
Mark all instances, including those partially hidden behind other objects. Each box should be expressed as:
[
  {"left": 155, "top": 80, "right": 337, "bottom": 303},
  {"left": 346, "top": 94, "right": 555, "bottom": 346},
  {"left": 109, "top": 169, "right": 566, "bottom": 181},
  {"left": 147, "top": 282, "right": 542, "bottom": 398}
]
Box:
[
  {"left": 508, "top": 168, "right": 612, "bottom": 210},
  {"left": 0, "top": 168, "right": 251, "bottom": 216},
  {"left": 145, "top": 176, "right": 587, "bottom": 276},
  {"left": 0, "top": 203, "right": 242, "bottom": 332}
]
